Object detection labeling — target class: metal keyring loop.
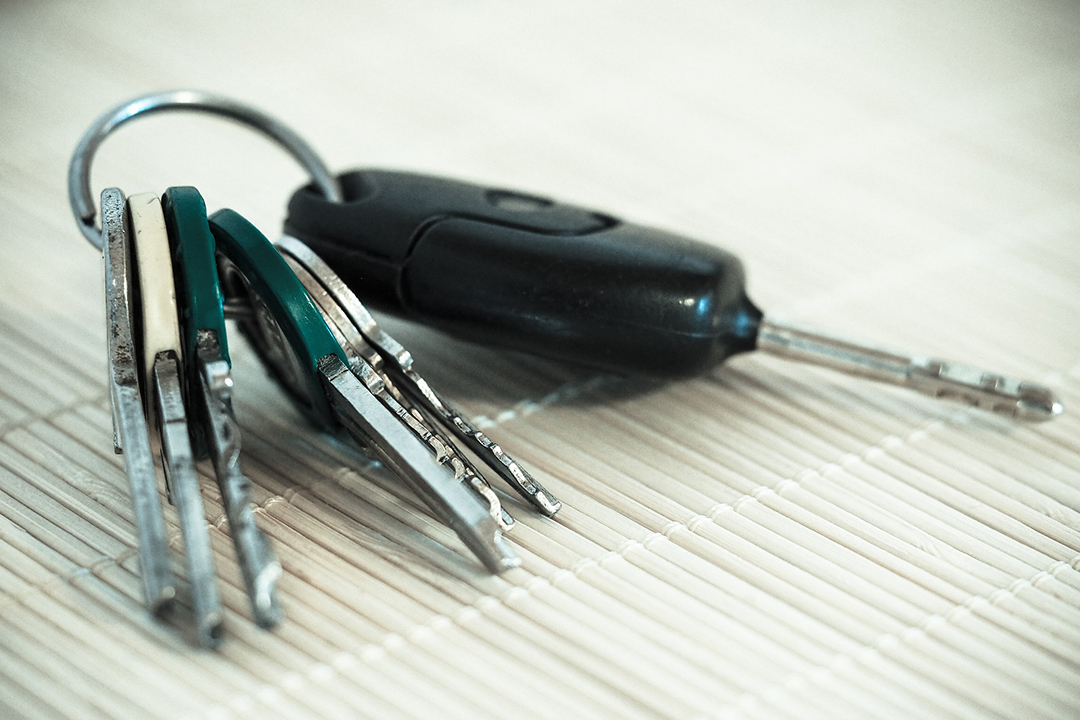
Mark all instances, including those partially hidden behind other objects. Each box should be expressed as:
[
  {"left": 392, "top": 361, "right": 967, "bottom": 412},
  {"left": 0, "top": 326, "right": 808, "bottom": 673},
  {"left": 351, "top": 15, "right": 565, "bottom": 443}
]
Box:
[{"left": 69, "top": 89, "right": 343, "bottom": 250}]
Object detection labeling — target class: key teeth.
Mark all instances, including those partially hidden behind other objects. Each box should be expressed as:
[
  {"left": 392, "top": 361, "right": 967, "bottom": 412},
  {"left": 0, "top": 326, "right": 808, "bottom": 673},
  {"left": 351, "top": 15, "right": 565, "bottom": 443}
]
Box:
[
  {"left": 278, "top": 238, "right": 554, "bottom": 578},
  {"left": 536, "top": 493, "right": 563, "bottom": 516},
  {"left": 196, "top": 338, "right": 284, "bottom": 630},
  {"left": 322, "top": 355, "right": 520, "bottom": 573},
  {"left": 757, "top": 317, "right": 1064, "bottom": 424},
  {"left": 448, "top": 407, "right": 563, "bottom": 516},
  {"left": 277, "top": 236, "right": 565, "bottom": 517},
  {"left": 922, "top": 359, "right": 1065, "bottom": 422},
  {"left": 461, "top": 519, "right": 520, "bottom": 574},
  {"left": 468, "top": 473, "right": 515, "bottom": 531},
  {"left": 485, "top": 528, "right": 521, "bottom": 573},
  {"left": 252, "top": 560, "right": 285, "bottom": 628},
  {"left": 233, "top": 509, "right": 284, "bottom": 628},
  {"left": 1016, "top": 384, "right": 1065, "bottom": 421}
]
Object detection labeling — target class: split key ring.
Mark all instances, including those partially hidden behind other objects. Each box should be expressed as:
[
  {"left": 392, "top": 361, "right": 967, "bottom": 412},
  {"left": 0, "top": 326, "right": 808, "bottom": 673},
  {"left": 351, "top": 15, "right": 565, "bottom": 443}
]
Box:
[{"left": 68, "top": 89, "right": 342, "bottom": 250}]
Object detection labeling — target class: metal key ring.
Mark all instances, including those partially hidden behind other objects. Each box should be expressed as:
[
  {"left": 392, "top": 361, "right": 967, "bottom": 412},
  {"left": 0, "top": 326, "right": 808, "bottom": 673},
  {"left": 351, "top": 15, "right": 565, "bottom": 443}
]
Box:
[{"left": 69, "top": 89, "right": 343, "bottom": 250}]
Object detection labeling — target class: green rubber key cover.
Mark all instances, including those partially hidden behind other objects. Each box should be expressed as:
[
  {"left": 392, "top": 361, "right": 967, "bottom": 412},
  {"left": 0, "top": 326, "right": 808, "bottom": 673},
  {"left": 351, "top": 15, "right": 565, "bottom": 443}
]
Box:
[
  {"left": 208, "top": 208, "right": 347, "bottom": 426},
  {"left": 163, "top": 186, "right": 230, "bottom": 366}
]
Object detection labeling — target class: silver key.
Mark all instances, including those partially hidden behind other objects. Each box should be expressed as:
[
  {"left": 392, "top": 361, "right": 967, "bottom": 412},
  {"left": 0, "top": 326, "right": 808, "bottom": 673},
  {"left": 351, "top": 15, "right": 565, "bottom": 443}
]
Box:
[
  {"left": 319, "top": 355, "right": 519, "bottom": 572},
  {"left": 153, "top": 352, "right": 223, "bottom": 646},
  {"left": 275, "top": 235, "right": 562, "bottom": 516},
  {"left": 129, "top": 192, "right": 223, "bottom": 646},
  {"left": 164, "top": 186, "right": 282, "bottom": 628},
  {"left": 756, "top": 319, "right": 1064, "bottom": 421},
  {"left": 281, "top": 253, "right": 515, "bottom": 532},
  {"left": 190, "top": 331, "right": 283, "bottom": 627},
  {"left": 101, "top": 188, "right": 175, "bottom": 616},
  {"left": 212, "top": 209, "right": 519, "bottom": 573}
]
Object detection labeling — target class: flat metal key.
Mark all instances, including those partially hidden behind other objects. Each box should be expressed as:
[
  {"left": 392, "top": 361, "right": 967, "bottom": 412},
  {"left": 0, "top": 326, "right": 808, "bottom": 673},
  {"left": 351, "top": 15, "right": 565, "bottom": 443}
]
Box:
[
  {"left": 162, "top": 187, "right": 282, "bottom": 628},
  {"left": 754, "top": 320, "right": 1064, "bottom": 420},
  {"left": 100, "top": 187, "right": 175, "bottom": 616},
  {"left": 275, "top": 235, "right": 562, "bottom": 516},
  {"left": 210, "top": 208, "right": 518, "bottom": 573},
  {"left": 128, "top": 192, "right": 223, "bottom": 647},
  {"left": 278, "top": 251, "right": 515, "bottom": 533}
]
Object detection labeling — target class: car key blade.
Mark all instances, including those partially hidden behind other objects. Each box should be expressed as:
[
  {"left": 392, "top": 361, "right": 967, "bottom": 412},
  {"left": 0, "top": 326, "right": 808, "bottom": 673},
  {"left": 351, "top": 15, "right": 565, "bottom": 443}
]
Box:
[
  {"left": 756, "top": 318, "right": 1064, "bottom": 422},
  {"left": 101, "top": 187, "right": 176, "bottom": 615},
  {"left": 319, "top": 354, "right": 519, "bottom": 573}
]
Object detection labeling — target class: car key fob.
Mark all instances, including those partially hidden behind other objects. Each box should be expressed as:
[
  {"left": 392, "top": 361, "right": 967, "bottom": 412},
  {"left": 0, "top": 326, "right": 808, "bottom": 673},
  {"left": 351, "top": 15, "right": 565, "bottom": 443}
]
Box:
[{"left": 283, "top": 170, "right": 762, "bottom": 377}]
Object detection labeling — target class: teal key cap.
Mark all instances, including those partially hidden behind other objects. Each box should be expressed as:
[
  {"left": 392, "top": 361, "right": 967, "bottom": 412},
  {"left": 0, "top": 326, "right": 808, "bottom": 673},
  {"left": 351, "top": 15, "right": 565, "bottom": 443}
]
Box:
[{"left": 210, "top": 208, "right": 518, "bottom": 573}]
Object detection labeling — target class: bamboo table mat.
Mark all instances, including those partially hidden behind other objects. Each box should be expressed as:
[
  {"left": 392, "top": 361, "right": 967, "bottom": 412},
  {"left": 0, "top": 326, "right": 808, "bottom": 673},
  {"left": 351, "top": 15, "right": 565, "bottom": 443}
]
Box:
[{"left": 2, "top": 2, "right": 1079, "bottom": 718}]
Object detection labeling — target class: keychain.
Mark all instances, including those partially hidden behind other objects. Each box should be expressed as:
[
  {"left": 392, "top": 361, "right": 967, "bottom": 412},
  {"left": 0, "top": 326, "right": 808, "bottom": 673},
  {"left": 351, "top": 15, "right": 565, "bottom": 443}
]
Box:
[
  {"left": 70, "top": 90, "right": 1061, "bottom": 647},
  {"left": 70, "top": 91, "right": 558, "bottom": 647}
]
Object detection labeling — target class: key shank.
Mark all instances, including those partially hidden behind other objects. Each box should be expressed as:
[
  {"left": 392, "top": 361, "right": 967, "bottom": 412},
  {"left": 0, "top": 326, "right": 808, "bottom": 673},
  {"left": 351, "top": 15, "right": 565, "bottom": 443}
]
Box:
[
  {"left": 319, "top": 355, "right": 519, "bottom": 573},
  {"left": 756, "top": 317, "right": 1064, "bottom": 421}
]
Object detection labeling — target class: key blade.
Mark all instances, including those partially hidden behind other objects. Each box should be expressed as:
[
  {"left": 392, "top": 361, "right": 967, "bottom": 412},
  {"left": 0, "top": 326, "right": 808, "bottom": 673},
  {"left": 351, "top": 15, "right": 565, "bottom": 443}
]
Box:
[
  {"left": 276, "top": 235, "right": 561, "bottom": 515},
  {"left": 757, "top": 317, "right": 1064, "bottom": 421},
  {"left": 388, "top": 363, "right": 562, "bottom": 515},
  {"left": 111, "top": 382, "right": 177, "bottom": 614},
  {"left": 414, "top": 383, "right": 563, "bottom": 516},
  {"left": 153, "top": 352, "right": 224, "bottom": 647},
  {"left": 281, "top": 252, "right": 515, "bottom": 531},
  {"left": 194, "top": 331, "right": 283, "bottom": 627},
  {"left": 101, "top": 187, "right": 176, "bottom": 615},
  {"left": 318, "top": 354, "right": 519, "bottom": 573},
  {"left": 909, "top": 359, "right": 1064, "bottom": 421}
]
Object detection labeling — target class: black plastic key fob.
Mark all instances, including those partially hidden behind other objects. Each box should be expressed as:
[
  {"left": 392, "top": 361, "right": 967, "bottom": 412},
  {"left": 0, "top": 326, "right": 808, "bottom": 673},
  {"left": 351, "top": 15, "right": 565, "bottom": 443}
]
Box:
[{"left": 284, "top": 170, "right": 762, "bottom": 377}]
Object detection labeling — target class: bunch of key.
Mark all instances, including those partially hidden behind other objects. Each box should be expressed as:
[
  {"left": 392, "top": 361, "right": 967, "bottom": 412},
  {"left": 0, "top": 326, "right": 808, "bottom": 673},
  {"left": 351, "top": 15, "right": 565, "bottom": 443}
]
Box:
[
  {"left": 100, "top": 185, "right": 559, "bottom": 648},
  {"left": 81, "top": 89, "right": 1063, "bottom": 650}
]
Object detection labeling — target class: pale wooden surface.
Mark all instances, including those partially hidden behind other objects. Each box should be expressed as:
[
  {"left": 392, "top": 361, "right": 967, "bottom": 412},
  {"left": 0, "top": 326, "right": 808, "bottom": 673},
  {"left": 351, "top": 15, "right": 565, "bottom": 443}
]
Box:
[{"left": 1, "top": 1, "right": 1079, "bottom": 718}]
